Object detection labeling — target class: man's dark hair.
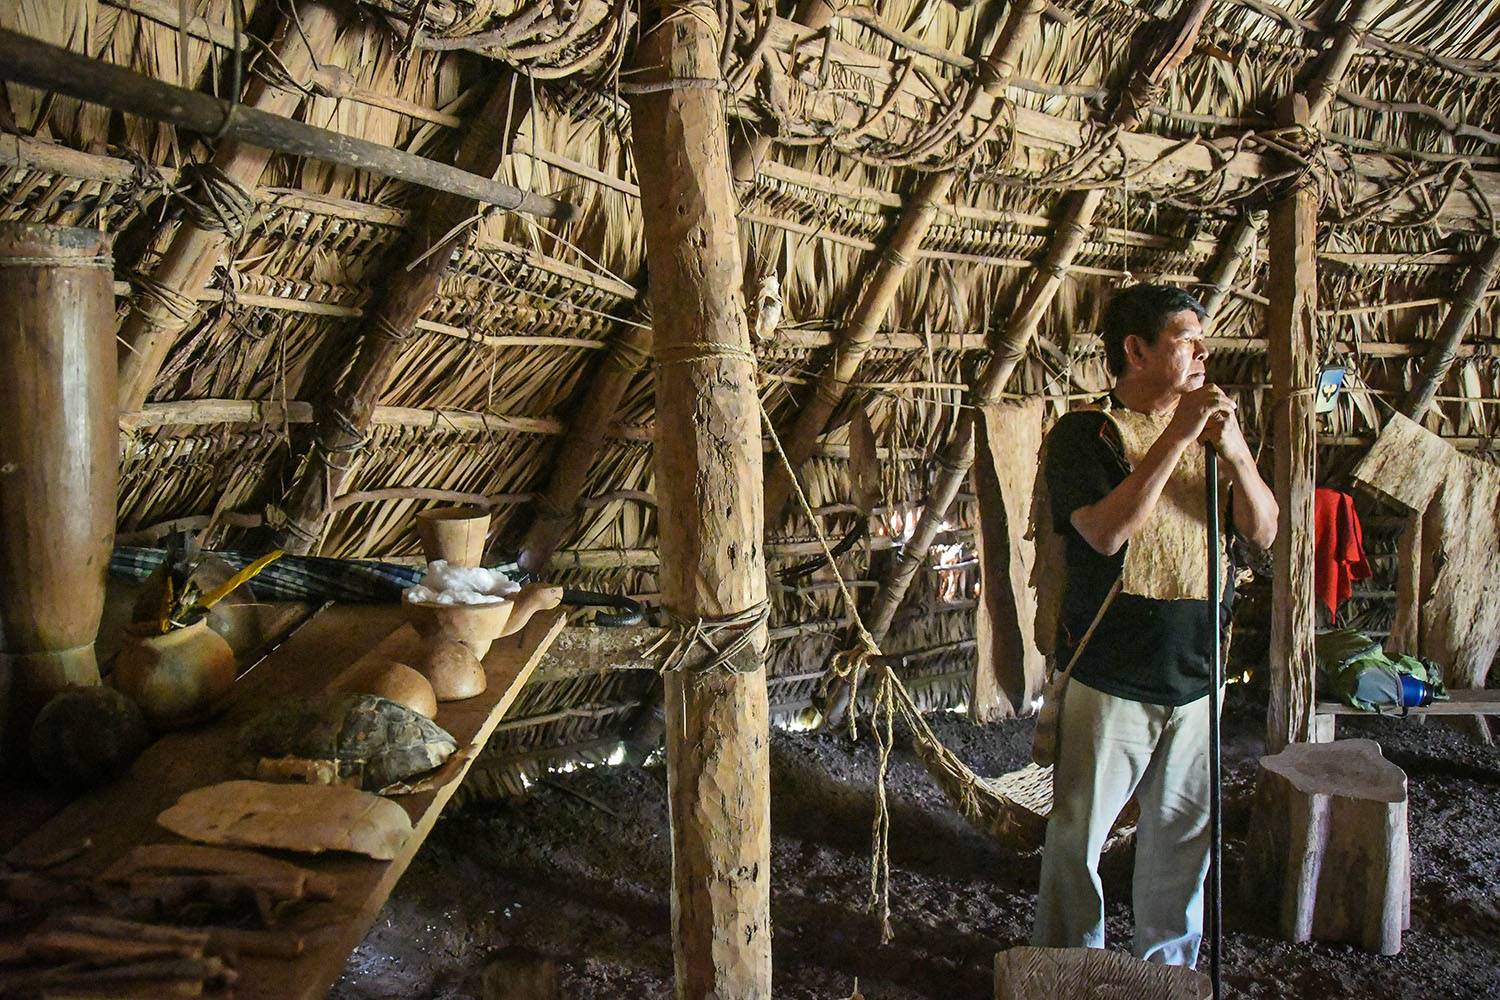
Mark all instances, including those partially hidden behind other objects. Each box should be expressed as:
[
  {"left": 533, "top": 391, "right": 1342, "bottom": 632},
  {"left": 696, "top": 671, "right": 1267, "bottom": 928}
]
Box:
[{"left": 1100, "top": 284, "right": 1207, "bottom": 376}]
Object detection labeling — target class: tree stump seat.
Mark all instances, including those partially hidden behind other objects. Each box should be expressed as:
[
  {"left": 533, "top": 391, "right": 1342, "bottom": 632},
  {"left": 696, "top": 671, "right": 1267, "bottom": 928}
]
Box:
[
  {"left": 1248, "top": 738, "right": 1410, "bottom": 955},
  {"left": 994, "top": 946, "right": 1210, "bottom": 999}
]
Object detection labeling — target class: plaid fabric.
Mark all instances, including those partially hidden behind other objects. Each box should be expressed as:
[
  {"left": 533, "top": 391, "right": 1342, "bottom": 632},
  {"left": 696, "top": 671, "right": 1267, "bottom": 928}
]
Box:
[{"left": 109, "top": 547, "right": 432, "bottom": 603}]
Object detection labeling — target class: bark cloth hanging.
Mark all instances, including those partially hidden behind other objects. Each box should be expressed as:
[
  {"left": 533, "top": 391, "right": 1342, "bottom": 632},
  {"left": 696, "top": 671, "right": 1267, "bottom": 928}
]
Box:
[{"left": 1352, "top": 413, "right": 1500, "bottom": 694}]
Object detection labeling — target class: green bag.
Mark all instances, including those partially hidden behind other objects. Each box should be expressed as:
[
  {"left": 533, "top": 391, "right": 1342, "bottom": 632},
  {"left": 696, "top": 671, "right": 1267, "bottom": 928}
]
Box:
[{"left": 1315, "top": 627, "right": 1448, "bottom": 715}]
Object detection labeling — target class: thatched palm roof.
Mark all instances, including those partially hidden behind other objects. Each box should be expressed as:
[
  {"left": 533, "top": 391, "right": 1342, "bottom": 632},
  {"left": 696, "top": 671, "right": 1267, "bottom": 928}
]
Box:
[{"left": 2, "top": 0, "right": 1497, "bottom": 778}]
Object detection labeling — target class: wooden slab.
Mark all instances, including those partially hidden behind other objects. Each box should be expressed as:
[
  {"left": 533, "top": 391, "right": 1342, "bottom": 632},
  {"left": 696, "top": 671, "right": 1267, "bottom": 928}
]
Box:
[
  {"left": 1315, "top": 689, "right": 1500, "bottom": 716},
  {"left": 7, "top": 603, "right": 566, "bottom": 1000},
  {"left": 994, "top": 945, "right": 1210, "bottom": 999}
]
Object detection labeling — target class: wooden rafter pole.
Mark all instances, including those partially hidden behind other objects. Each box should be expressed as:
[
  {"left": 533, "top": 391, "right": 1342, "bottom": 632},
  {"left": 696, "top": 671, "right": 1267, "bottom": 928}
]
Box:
[
  {"left": 627, "top": 0, "right": 771, "bottom": 994},
  {"left": 516, "top": 308, "right": 648, "bottom": 575},
  {"left": 273, "top": 73, "right": 534, "bottom": 554},
  {"left": 516, "top": 0, "right": 840, "bottom": 575},
  {"left": 861, "top": 0, "right": 1214, "bottom": 645},
  {"left": 1267, "top": 0, "right": 1386, "bottom": 752},
  {"left": 114, "top": 1, "right": 338, "bottom": 411},
  {"left": 1399, "top": 240, "right": 1500, "bottom": 420},
  {"left": 762, "top": 0, "right": 1047, "bottom": 530},
  {"left": 1198, "top": 213, "right": 1262, "bottom": 320}
]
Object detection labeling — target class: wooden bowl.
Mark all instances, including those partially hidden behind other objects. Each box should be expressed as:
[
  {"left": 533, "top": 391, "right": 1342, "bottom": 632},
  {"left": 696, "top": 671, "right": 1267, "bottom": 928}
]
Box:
[{"left": 403, "top": 599, "right": 511, "bottom": 659}]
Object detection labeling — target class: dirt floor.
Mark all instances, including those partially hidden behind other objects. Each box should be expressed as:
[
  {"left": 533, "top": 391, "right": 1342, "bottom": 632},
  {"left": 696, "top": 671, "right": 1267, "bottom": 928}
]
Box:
[{"left": 332, "top": 686, "right": 1500, "bottom": 999}]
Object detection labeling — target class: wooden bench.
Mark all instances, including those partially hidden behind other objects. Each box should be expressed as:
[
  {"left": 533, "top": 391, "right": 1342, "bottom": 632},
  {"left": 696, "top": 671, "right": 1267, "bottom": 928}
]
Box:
[
  {"left": 1315, "top": 688, "right": 1500, "bottom": 716},
  {"left": 5, "top": 602, "right": 565, "bottom": 1000}
]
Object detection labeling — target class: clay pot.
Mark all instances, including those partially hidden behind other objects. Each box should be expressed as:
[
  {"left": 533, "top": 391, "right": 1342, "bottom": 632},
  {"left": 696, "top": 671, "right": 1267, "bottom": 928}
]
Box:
[
  {"left": 415, "top": 507, "right": 491, "bottom": 567},
  {"left": 112, "top": 619, "right": 236, "bottom": 730},
  {"left": 338, "top": 660, "right": 438, "bottom": 718},
  {"left": 417, "top": 639, "right": 487, "bottom": 701}
]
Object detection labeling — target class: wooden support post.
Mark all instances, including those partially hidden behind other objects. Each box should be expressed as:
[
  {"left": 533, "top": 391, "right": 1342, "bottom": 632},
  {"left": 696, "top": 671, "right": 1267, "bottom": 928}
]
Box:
[
  {"left": 0, "top": 224, "right": 117, "bottom": 751},
  {"left": 274, "top": 75, "right": 534, "bottom": 554},
  {"left": 1266, "top": 93, "right": 1320, "bottom": 754},
  {"left": 115, "top": 2, "right": 338, "bottom": 411},
  {"left": 1264, "top": 0, "right": 1383, "bottom": 751},
  {"left": 627, "top": 2, "right": 771, "bottom": 995},
  {"left": 762, "top": 0, "right": 1047, "bottom": 529},
  {"left": 862, "top": 0, "right": 1212, "bottom": 645},
  {"left": 1400, "top": 240, "right": 1500, "bottom": 420}
]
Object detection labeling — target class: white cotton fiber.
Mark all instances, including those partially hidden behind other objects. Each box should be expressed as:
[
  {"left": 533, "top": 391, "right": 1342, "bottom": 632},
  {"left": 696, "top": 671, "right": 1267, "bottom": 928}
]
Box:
[{"left": 403, "top": 560, "right": 521, "bottom": 606}]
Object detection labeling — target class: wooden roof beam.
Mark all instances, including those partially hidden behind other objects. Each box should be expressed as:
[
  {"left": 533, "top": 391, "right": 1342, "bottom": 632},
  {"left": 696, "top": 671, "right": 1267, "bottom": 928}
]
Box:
[
  {"left": 860, "top": 0, "right": 1215, "bottom": 646},
  {"left": 272, "top": 72, "right": 536, "bottom": 555},
  {"left": 761, "top": 0, "right": 1048, "bottom": 531}
]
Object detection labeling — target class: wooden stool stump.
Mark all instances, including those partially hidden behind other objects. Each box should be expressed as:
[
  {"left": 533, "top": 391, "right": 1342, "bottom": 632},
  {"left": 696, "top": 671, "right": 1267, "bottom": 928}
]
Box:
[
  {"left": 994, "top": 946, "right": 1210, "bottom": 999},
  {"left": 1248, "top": 738, "right": 1410, "bottom": 955}
]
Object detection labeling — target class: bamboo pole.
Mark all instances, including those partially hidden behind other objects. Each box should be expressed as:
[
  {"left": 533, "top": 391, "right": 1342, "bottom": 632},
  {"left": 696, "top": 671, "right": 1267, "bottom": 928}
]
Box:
[
  {"left": 0, "top": 224, "right": 117, "bottom": 751},
  {"left": 627, "top": 1, "right": 771, "bottom": 994},
  {"left": 762, "top": 0, "right": 1047, "bottom": 530},
  {"left": 861, "top": 0, "right": 1215, "bottom": 645},
  {"left": 114, "top": 2, "right": 338, "bottom": 411},
  {"left": 0, "top": 27, "right": 570, "bottom": 228},
  {"left": 1399, "top": 240, "right": 1500, "bottom": 419},
  {"left": 273, "top": 73, "right": 535, "bottom": 554}
]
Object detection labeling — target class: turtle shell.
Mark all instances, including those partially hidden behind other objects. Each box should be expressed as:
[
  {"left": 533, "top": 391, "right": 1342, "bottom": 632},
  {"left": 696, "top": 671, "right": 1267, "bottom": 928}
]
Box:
[{"left": 237, "top": 693, "right": 457, "bottom": 791}]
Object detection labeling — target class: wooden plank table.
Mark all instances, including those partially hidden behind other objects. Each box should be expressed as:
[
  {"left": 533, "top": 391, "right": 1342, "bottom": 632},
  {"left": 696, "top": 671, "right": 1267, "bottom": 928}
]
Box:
[
  {"left": 8, "top": 602, "right": 566, "bottom": 1000},
  {"left": 1314, "top": 689, "right": 1500, "bottom": 716}
]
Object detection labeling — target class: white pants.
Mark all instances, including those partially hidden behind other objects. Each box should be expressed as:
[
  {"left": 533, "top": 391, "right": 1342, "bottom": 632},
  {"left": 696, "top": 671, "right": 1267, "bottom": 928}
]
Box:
[{"left": 1031, "top": 678, "right": 1212, "bottom": 967}]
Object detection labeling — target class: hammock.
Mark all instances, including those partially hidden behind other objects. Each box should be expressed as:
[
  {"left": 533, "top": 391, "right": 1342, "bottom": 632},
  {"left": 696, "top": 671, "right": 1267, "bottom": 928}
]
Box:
[{"left": 872, "top": 660, "right": 1137, "bottom": 855}]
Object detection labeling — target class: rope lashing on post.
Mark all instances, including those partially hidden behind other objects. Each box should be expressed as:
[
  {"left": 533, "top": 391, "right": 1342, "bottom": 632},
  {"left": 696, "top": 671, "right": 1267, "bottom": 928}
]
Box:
[{"left": 646, "top": 601, "right": 771, "bottom": 677}]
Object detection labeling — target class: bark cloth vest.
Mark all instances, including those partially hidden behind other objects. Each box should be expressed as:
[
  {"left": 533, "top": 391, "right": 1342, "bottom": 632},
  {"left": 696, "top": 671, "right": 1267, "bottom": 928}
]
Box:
[{"left": 1031, "top": 399, "right": 1229, "bottom": 657}]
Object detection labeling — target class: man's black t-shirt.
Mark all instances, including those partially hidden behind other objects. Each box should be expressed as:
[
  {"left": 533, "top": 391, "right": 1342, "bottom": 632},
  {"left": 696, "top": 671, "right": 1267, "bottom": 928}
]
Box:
[{"left": 1044, "top": 409, "right": 1232, "bottom": 707}]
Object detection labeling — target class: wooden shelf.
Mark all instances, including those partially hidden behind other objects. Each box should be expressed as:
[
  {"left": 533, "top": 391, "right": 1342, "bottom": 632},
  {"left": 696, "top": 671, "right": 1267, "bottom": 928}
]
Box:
[
  {"left": 7, "top": 602, "right": 566, "bottom": 1000},
  {"left": 1315, "top": 689, "right": 1500, "bottom": 716}
]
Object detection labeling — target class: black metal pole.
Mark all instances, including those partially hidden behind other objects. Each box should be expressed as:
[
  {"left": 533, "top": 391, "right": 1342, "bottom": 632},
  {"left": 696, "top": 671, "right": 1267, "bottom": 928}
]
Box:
[{"left": 1205, "top": 444, "right": 1224, "bottom": 1000}]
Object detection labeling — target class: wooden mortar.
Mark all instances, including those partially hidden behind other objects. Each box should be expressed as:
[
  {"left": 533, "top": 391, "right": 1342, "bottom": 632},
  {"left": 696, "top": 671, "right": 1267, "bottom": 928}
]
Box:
[{"left": 0, "top": 223, "right": 117, "bottom": 753}]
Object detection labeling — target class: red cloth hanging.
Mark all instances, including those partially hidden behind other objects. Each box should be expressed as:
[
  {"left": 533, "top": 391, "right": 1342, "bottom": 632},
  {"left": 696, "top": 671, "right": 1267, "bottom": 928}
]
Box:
[{"left": 1314, "top": 488, "right": 1372, "bottom": 618}]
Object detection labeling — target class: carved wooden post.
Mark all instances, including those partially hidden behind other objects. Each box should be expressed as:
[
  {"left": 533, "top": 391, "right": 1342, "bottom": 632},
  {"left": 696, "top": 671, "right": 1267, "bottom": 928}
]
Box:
[
  {"left": 1266, "top": 94, "right": 1320, "bottom": 753},
  {"left": 0, "top": 224, "right": 117, "bottom": 750},
  {"left": 628, "top": 2, "right": 771, "bottom": 996},
  {"left": 1264, "top": 0, "right": 1386, "bottom": 750},
  {"left": 274, "top": 73, "right": 533, "bottom": 554},
  {"left": 116, "top": 2, "right": 339, "bottom": 410}
]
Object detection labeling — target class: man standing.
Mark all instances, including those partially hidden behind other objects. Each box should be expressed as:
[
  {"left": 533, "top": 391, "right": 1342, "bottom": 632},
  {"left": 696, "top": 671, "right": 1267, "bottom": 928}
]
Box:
[{"left": 1031, "top": 283, "right": 1278, "bottom": 966}]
